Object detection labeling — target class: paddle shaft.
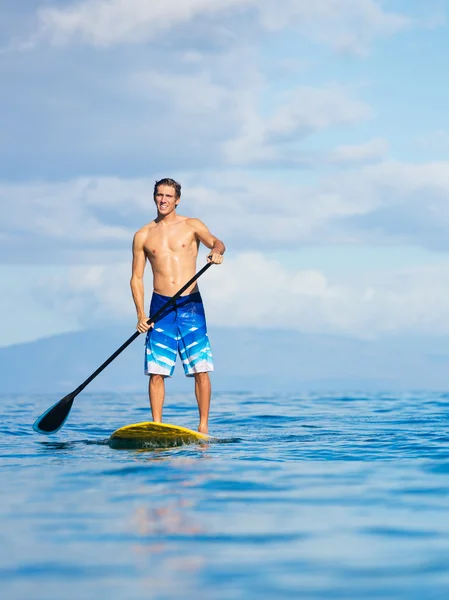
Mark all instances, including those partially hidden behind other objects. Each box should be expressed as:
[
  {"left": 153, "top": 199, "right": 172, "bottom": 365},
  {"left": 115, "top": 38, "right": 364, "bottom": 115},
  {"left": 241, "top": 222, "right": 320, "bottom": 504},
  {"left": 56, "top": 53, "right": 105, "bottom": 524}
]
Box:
[{"left": 70, "top": 262, "right": 213, "bottom": 398}]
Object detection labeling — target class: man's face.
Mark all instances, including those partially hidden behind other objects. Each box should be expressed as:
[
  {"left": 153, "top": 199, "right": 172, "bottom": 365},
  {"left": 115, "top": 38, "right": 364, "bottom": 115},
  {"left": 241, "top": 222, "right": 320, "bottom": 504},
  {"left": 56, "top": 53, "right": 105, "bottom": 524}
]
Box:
[{"left": 154, "top": 184, "right": 179, "bottom": 215}]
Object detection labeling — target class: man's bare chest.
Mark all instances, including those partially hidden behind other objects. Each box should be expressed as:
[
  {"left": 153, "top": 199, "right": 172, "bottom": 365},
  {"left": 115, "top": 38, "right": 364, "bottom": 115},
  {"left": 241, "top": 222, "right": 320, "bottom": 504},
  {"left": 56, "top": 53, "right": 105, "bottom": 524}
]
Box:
[{"left": 145, "top": 225, "right": 196, "bottom": 255}]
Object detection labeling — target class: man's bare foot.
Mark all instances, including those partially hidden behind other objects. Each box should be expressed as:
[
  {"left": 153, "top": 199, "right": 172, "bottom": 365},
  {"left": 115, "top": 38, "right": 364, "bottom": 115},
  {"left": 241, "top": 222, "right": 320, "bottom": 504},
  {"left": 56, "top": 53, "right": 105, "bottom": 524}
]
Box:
[{"left": 198, "top": 423, "right": 208, "bottom": 435}]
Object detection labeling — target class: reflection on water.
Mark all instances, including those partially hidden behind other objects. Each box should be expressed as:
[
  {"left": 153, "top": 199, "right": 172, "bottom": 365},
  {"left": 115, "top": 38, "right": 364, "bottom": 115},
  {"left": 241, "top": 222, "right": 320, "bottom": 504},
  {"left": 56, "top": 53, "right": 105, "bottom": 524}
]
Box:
[
  {"left": 132, "top": 500, "right": 202, "bottom": 537},
  {"left": 2, "top": 391, "right": 449, "bottom": 599},
  {"left": 129, "top": 472, "right": 208, "bottom": 597}
]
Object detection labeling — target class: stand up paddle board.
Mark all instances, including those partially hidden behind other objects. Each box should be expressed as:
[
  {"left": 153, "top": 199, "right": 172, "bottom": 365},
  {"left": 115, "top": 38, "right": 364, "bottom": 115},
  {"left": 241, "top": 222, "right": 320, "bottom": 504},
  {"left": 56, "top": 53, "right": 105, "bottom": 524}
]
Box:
[{"left": 108, "top": 421, "right": 211, "bottom": 449}]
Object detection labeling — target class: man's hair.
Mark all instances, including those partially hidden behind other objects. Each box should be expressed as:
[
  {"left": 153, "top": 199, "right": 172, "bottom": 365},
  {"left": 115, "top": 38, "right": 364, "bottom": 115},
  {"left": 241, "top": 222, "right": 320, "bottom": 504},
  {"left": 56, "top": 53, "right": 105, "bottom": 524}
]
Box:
[{"left": 153, "top": 178, "right": 181, "bottom": 199}]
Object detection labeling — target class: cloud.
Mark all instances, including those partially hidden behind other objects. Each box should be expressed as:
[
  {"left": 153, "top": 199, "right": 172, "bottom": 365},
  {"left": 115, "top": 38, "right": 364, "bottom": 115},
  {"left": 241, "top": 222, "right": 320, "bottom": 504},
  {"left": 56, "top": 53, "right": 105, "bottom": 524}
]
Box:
[
  {"left": 204, "top": 254, "right": 449, "bottom": 338},
  {"left": 416, "top": 130, "right": 449, "bottom": 155},
  {"left": 172, "top": 161, "right": 449, "bottom": 250},
  {"left": 0, "top": 171, "right": 375, "bottom": 263},
  {"left": 35, "top": 251, "right": 449, "bottom": 339},
  {"left": 0, "top": 3, "right": 406, "bottom": 178},
  {"left": 327, "top": 138, "right": 389, "bottom": 166},
  {"left": 223, "top": 85, "right": 373, "bottom": 166},
  {"left": 33, "top": 0, "right": 409, "bottom": 54},
  {"left": 0, "top": 31, "right": 376, "bottom": 175},
  {"left": 37, "top": 0, "right": 250, "bottom": 47},
  {"left": 332, "top": 160, "right": 449, "bottom": 249},
  {"left": 4, "top": 159, "right": 449, "bottom": 264},
  {"left": 0, "top": 179, "right": 135, "bottom": 264},
  {"left": 258, "top": 0, "right": 410, "bottom": 55},
  {"left": 0, "top": 42, "right": 258, "bottom": 178},
  {"left": 0, "top": 179, "right": 131, "bottom": 244}
]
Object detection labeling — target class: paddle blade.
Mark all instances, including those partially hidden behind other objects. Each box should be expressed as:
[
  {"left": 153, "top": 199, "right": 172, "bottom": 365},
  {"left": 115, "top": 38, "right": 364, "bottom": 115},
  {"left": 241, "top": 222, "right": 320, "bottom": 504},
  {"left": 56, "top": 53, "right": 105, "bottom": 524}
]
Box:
[{"left": 33, "top": 393, "right": 76, "bottom": 434}]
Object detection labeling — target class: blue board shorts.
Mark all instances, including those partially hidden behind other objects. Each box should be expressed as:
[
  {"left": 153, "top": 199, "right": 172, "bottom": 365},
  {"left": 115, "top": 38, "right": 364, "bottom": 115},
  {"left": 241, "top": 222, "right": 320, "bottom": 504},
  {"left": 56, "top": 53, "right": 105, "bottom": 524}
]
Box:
[{"left": 144, "top": 292, "right": 214, "bottom": 377}]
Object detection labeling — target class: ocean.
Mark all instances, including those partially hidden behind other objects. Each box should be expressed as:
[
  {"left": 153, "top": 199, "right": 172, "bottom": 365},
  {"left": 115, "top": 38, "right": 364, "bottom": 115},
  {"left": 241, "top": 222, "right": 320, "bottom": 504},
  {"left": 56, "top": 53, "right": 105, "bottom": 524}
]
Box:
[{"left": 2, "top": 390, "right": 449, "bottom": 599}]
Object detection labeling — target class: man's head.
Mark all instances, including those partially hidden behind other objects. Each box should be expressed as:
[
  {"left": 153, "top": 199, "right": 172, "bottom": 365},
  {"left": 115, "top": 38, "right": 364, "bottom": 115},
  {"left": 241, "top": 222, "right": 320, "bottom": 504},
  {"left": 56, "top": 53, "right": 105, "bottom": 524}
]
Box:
[
  {"left": 153, "top": 178, "right": 181, "bottom": 200},
  {"left": 153, "top": 178, "right": 181, "bottom": 216}
]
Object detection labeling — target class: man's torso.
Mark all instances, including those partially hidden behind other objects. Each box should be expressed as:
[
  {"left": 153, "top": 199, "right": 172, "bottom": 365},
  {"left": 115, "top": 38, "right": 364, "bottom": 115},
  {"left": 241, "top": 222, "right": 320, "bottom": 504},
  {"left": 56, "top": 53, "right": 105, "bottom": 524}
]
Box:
[{"left": 142, "top": 216, "right": 200, "bottom": 296}]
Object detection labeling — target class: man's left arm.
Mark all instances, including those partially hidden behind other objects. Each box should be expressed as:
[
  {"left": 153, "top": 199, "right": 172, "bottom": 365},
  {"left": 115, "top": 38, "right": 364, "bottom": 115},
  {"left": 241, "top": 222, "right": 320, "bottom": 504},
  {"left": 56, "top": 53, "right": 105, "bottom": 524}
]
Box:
[{"left": 190, "top": 219, "right": 226, "bottom": 264}]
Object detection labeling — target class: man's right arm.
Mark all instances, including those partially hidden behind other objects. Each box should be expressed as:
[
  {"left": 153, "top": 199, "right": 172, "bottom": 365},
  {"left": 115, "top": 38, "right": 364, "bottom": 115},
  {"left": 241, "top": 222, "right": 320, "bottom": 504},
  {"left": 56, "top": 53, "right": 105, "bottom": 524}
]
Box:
[{"left": 130, "top": 230, "right": 151, "bottom": 333}]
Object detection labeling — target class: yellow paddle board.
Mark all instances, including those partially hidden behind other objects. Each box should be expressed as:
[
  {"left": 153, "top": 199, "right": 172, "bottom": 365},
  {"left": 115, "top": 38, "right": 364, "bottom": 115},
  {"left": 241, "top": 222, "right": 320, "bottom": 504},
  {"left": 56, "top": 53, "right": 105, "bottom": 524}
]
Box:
[{"left": 108, "top": 421, "right": 211, "bottom": 449}]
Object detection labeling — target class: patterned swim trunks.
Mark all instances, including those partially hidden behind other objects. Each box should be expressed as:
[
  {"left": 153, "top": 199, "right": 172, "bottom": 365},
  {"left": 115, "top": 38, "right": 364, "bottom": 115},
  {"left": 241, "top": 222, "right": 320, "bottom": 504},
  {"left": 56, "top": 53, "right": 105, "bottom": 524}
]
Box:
[{"left": 144, "top": 291, "right": 214, "bottom": 377}]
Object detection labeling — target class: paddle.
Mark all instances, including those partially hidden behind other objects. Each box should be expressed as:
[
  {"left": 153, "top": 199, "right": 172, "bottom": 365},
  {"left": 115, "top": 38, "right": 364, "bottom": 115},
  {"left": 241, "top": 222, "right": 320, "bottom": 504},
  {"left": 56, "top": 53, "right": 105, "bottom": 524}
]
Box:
[{"left": 33, "top": 262, "right": 213, "bottom": 434}]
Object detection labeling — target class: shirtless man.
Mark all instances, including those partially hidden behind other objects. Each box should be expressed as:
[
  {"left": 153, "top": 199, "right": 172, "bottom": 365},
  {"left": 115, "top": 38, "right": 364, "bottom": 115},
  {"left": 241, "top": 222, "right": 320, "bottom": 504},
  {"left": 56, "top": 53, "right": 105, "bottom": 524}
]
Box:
[{"left": 130, "top": 178, "right": 225, "bottom": 434}]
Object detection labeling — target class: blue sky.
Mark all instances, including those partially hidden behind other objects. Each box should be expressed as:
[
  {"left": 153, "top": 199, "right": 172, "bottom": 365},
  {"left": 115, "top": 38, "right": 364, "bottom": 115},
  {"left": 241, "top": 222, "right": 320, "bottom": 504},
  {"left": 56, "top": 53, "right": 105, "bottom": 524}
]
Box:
[{"left": 1, "top": 0, "right": 449, "bottom": 347}]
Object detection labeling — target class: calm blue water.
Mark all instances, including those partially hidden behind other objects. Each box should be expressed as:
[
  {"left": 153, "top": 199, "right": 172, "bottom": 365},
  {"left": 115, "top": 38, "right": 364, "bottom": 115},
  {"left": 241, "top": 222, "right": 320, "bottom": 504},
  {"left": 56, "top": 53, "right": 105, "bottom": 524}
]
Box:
[{"left": 2, "top": 390, "right": 449, "bottom": 599}]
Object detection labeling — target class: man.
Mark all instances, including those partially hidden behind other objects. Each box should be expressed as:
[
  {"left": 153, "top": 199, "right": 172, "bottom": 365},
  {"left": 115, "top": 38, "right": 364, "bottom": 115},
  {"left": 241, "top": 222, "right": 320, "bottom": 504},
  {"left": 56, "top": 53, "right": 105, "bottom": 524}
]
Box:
[{"left": 130, "top": 178, "right": 225, "bottom": 434}]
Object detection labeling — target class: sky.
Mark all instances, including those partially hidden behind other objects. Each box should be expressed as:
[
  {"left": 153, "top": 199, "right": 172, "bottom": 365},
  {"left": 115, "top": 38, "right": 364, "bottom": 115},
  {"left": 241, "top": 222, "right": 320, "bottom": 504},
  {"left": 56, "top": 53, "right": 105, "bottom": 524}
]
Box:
[{"left": 1, "top": 0, "right": 449, "bottom": 348}]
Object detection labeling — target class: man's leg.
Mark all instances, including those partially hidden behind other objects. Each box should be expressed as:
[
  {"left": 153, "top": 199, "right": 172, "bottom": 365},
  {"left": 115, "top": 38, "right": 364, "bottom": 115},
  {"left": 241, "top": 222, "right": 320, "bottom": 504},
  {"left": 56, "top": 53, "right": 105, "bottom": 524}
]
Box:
[
  {"left": 149, "top": 374, "right": 165, "bottom": 422},
  {"left": 194, "top": 372, "right": 211, "bottom": 434}
]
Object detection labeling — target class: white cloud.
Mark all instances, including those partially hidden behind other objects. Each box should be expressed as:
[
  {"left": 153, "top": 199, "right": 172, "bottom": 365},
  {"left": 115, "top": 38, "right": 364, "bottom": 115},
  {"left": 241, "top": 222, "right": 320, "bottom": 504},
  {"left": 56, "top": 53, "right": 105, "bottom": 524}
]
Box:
[
  {"left": 268, "top": 86, "right": 372, "bottom": 138},
  {"left": 223, "top": 85, "right": 373, "bottom": 166},
  {"left": 4, "top": 159, "right": 449, "bottom": 264},
  {"left": 0, "top": 179, "right": 131, "bottom": 244},
  {"left": 34, "top": 0, "right": 409, "bottom": 53},
  {"left": 184, "top": 160, "right": 449, "bottom": 249},
  {"left": 258, "top": 0, "right": 410, "bottom": 55},
  {"left": 128, "top": 68, "right": 236, "bottom": 118},
  {"left": 35, "top": 251, "right": 449, "bottom": 339},
  {"left": 37, "top": 0, "right": 252, "bottom": 46},
  {"left": 0, "top": 42, "right": 260, "bottom": 177},
  {"left": 0, "top": 4, "right": 403, "bottom": 176},
  {"left": 324, "top": 160, "right": 449, "bottom": 216},
  {"left": 203, "top": 254, "right": 449, "bottom": 338},
  {"left": 416, "top": 130, "right": 449, "bottom": 154},
  {"left": 328, "top": 138, "right": 389, "bottom": 165}
]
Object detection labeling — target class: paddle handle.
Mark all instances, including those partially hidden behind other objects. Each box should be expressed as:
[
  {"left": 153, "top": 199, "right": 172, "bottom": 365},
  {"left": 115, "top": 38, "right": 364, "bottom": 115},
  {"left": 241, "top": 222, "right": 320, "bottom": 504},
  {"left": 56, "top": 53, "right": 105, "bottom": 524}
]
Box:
[{"left": 72, "top": 262, "right": 213, "bottom": 396}]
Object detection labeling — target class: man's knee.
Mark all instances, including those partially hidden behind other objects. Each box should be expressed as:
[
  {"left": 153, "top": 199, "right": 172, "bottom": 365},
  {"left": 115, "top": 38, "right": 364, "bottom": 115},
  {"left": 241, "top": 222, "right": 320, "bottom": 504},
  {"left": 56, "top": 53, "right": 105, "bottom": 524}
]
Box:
[
  {"left": 193, "top": 372, "right": 210, "bottom": 383},
  {"left": 149, "top": 374, "right": 165, "bottom": 384}
]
